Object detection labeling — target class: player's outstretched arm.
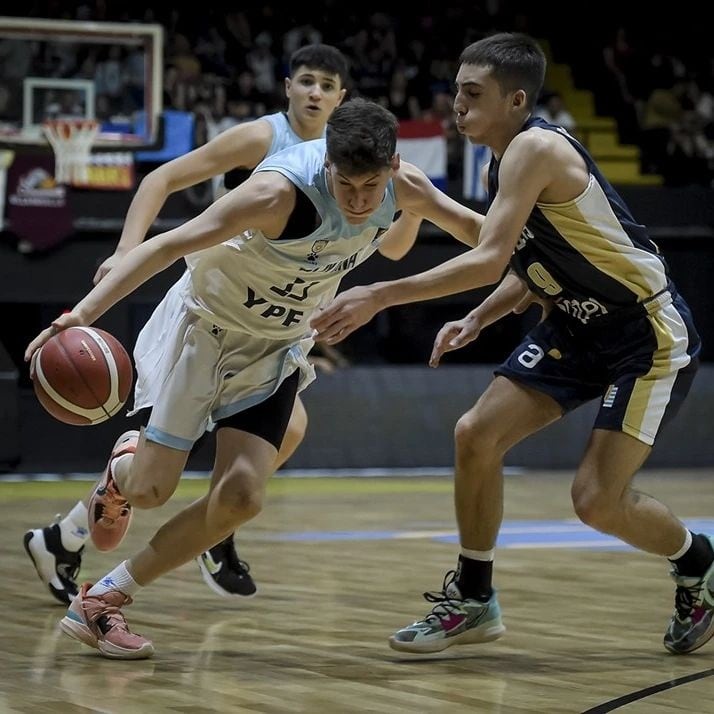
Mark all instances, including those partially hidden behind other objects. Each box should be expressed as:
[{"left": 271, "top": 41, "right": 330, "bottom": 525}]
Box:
[
  {"left": 26, "top": 172, "right": 293, "bottom": 362},
  {"left": 311, "top": 137, "right": 552, "bottom": 344},
  {"left": 394, "top": 162, "right": 482, "bottom": 248},
  {"left": 94, "top": 120, "right": 273, "bottom": 284},
  {"left": 429, "top": 271, "right": 529, "bottom": 367}
]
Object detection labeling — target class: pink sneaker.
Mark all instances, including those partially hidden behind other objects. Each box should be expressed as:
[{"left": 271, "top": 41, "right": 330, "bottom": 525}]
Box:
[
  {"left": 89, "top": 430, "right": 139, "bottom": 552},
  {"left": 60, "top": 582, "right": 154, "bottom": 659}
]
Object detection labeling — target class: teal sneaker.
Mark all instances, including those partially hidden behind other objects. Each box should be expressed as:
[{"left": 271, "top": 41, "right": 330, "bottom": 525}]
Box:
[
  {"left": 389, "top": 571, "right": 505, "bottom": 653},
  {"left": 664, "top": 543, "right": 714, "bottom": 654}
]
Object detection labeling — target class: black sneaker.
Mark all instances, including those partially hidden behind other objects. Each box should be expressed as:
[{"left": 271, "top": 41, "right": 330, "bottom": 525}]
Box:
[
  {"left": 196, "top": 533, "right": 257, "bottom": 598},
  {"left": 23, "top": 522, "right": 83, "bottom": 605}
]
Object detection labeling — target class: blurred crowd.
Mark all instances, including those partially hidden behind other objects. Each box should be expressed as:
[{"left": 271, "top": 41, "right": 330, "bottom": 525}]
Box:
[{"left": 1, "top": 1, "right": 712, "bottom": 188}]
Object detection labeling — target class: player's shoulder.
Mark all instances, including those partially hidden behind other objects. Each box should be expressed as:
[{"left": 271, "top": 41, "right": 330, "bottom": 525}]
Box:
[
  {"left": 504, "top": 125, "right": 572, "bottom": 172},
  {"left": 510, "top": 125, "right": 560, "bottom": 154},
  {"left": 210, "top": 116, "right": 274, "bottom": 150},
  {"left": 393, "top": 160, "right": 431, "bottom": 194}
]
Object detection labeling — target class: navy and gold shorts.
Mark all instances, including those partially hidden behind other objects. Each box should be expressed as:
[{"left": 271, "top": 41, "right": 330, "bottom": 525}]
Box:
[{"left": 495, "top": 293, "right": 700, "bottom": 445}]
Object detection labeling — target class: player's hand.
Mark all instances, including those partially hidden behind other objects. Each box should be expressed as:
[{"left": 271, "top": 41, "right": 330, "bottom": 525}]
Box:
[
  {"left": 93, "top": 253, "right": 122, "bottom": 285},
  {"left": 310, "top": 285, "right": 381, "bottom": 344},
  {"left": 429, "top": 313, "right": 482, "bottom": 367},
  {"left": 24, "top": 311, "right": 85, "bottom": 365}
]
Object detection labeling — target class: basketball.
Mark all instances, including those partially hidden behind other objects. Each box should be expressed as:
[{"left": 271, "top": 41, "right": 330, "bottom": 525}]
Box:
[{"left": 32, "top": 326, "right": 133, "bottom": 426}]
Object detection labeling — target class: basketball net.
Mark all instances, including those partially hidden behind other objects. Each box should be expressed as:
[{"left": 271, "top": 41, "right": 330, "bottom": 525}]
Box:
[{"left": 42, "top": 119, "right": 99, "bottom": 186}]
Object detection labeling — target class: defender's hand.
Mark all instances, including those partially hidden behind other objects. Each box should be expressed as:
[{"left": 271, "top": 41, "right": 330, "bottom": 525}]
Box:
[
  {"left": 429, "top": 314, "right": 482, "bottom": 367},
  {"left": 311, "top": 285, "right": 381, "bottom": 344}
]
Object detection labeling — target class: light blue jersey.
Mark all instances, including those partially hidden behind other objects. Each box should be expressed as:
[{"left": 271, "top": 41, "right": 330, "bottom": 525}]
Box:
[
  {"left": 263, "top": 111, "right": 314, "bottom": 155},
  {"left": 134, "top": 138, "right": 396, "bottom": 445},
  {"left": 183, "top": 138, "right": 397, "bottom": 340},
  {"left": 220, "top": 112, "right": 315, "bottom": 192}
]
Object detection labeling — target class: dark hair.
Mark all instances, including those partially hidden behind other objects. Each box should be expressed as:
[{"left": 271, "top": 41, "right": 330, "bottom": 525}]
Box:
[
  {"left": 289, "top": 43, "right": 350, "bottom": 89},
  {"left": 459, "top": 32, "right": 546, "bottom": 110},
  {"left": 326, "top": 98, "right": 398, "bottom": 174}
]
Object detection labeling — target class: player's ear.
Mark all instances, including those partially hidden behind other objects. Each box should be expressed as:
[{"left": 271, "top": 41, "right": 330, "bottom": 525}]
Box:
[
  {"left": 324, "top": 157, "right": 332, "bottom": 171},
  {"left": 284, "top": 77, "right": 292, "bottom": 97},
  {"left": 336, "top": 88, "right": 347, "bottom": 105},
  {"left": 390, "top": 154, "right": 400, "bottom": 172},
  {"left": 512, "top": 88, "right": 527, "bottom": 110}
]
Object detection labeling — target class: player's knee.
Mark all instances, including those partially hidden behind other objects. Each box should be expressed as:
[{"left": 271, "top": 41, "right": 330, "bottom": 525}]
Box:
[
  {"left": 571, "top": 484, "right": 617, "bottom": 532},
  {"left": 115, "top": 449, "right": 180, "bottom": 509},
  {"left": 454, "top": 412, "right": 505, "bottom": 460},
  {"left": 123, "top": 475, "right": 174, "bottom": 509},
  {"left": 213, "top": 468, "right": 265, "bottom": 526}
]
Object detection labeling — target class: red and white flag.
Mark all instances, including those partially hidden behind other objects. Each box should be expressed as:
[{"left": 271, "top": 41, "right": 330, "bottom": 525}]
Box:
[{"left": 396, "top": 120, "right": 447, "bottom": 191}]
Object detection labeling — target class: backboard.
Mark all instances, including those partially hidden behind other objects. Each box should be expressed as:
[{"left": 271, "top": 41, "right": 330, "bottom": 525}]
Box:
[{"left": 0, "top": 16, "right": 163, "bottom": 149}]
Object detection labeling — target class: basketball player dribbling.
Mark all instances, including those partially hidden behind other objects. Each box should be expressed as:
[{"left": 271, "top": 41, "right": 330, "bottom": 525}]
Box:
[
  {"left": 23, "top": 44, "right": 423, "bottom": 604},
  {"left": 24, "top": 98, "right": 483, "bottom": 658}
]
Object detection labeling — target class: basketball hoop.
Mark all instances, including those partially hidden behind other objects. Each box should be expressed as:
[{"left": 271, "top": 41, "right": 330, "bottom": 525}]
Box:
[{"left": 42, "top": 119, "right": 99, "bottom": 186}]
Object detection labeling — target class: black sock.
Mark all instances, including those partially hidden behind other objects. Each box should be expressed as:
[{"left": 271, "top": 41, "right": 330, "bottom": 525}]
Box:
[
  {"left": 456, "top": 554, "right": 493, "bottom": 601},
  {"left": 671, "top": 532, "right": 714, "bottom": 577}
]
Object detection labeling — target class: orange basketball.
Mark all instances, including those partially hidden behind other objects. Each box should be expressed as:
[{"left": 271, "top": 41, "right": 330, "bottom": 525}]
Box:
[{"left": 32, "top": 326, "right": 133, "bottom": 426}]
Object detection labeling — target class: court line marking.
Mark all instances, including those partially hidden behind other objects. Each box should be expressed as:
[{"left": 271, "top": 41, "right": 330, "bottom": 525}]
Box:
[
  {"left": 581, "top": 668, "right": 714, "bottom": 713},
  {"left": 260, "top": 519, "right": 714, "bottom": 552}
]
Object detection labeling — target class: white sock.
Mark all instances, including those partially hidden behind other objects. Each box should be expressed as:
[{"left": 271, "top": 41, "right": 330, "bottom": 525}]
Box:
[
  {"left": 58, "top": 501, "right": 89, "bottom": 552},
  {"left": 461, "top": 546, "right": 495, "bottom": 561},
  {"left": 88, "top": 561, "right": 141, "bottom": 597},
  {"left": 667, "top": 529, "right": 692, "bottom": 561}
]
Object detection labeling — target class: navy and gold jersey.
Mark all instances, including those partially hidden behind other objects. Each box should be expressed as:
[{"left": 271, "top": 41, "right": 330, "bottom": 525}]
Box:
[{"left": 487, "top": 117, "right": 670, "bottom": 324}]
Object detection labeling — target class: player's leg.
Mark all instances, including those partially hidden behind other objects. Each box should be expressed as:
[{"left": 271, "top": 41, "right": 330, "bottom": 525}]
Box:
[
  {"left": 390, "top": 313, "right": 602, "bottom": 653},
  {"left": 197, "top": 373, "right": 302, "bottom": 597},
  {"left": 389, "top": 375, "right": 563, "bottom": 653},
  {"left": 25, "top": 279, "right": 191, "bottom": 599},
  {"left": 23, "top": 410, "right": 179, "bottom": 601},
  {"left": 59, "top": 437, "right": 189, "bottom": 658},
  {"left": 276, "top": 394, "right": 308, "bottom": 468},
  {"left": 24, "top": 500, "right": 88, "bottom": 604},
  {"left": 22, "top": 416, "right": 145, "bottom": 602},
  {"left": 61, "top": 374, "right": 297, "bottom": 659},
  {"left": 572, "top": 427, "right": 714, "bottom": 653},
  {"left": 570, "top": 299, "right": 711, "bottom": 653}
]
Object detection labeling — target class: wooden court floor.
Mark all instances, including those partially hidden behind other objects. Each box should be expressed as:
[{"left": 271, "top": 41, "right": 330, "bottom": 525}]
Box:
[{"left": 1, "top": 470, "right": 713, "bottom": 714}]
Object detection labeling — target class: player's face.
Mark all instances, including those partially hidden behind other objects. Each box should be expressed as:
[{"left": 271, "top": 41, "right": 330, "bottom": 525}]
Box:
[
  {"left": 453, "top": 63, "right": 521, "bottom": 145},
  {"left": 286, "top": 67, "right": 346, "bottom": 124},
  {"left": 325, "top": 161, "right": 394, "bottom": 225}
]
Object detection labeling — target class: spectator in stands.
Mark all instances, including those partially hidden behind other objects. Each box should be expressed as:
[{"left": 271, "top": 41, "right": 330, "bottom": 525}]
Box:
[
  {"left": 534, "top": 90, "right": 577, "bottom": 134},
  {"left": 600, "top": 25, "right": 643, "bottom": 143},
  {"left": 225, "top": 69, "right": 268, "bottom": 122},
  {"left": 640, "top": 79, "right": 684, "bottom": 174},
  {"left": 664, "top": 110, "right": 714, "bottom": 187},
  {"left": 381, "top": 66, "right": 422, "bottom": 119},
  {"left": 164, "top": 33, "right": 203, "bottom": 111}
]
